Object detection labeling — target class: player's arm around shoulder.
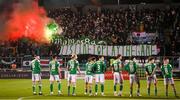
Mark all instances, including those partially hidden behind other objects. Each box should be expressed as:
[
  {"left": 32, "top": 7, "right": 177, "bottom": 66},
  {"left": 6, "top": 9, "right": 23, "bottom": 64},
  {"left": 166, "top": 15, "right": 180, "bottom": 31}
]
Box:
[
  {"left": 66, "top": 60, "right": 70, "bottom": 71},
  {"left": 168, "top": 64, "right": 173, "bottom": 75},
  {"left": 92, "top": 62, "right": 97, "bottom": 73},
  {"left": 111, "top": 64, "right": 114, "bottom": 74},
  {"left": 102, "top": 62, "right": 106, "bottom": 73},
  {"left": 38, "top": 60, "right": 41, "bottom": 70},
  {"left": 49, "top": 61, "right": 52, "bottom": 73},
  {"left": 168, "top": 64, "right": 173, "bottom": 70},
  {"left": 134, "top": 62, "right": 138, "bottom": 75},
  {"left": 119, "top": 62, "right": 123, "bottom": 73},
  {"left": 30, "top": 60, "right": 33, "bottom": 70},
  {"left": 38, "top": 60, "right": 42, "bottom": 75},
  {"left": 160, "top": 65, "right": 165, "bottom": 76},
  {"left": 151, "top": 63, "right": 157, "bottom": 76},
  {"left": 124, "top": 63, "right": 128, "bottom": 72},
  {"left": 144, "top": 64, "right": 149, "bottom": 77}
]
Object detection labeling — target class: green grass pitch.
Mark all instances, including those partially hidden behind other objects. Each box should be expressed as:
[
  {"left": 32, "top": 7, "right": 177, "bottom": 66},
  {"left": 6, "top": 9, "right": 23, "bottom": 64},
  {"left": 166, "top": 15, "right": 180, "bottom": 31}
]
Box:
[{"left": 0, "top": 79, "right": 179, "bottom": 100}]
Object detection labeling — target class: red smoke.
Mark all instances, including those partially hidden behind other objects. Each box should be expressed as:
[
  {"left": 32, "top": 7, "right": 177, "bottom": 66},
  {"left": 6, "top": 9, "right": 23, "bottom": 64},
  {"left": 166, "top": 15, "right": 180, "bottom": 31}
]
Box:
[{"left": 1, "top": 0, "right": 49, "bottom": 42}]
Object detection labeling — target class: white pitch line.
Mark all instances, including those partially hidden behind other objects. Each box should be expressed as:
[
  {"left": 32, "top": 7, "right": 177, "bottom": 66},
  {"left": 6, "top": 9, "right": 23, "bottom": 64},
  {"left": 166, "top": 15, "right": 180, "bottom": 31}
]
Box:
[
  {"left": 17, "top": 96, "right": 36, "bottom": 100},
  {"left": 17, "top": 94, "right": 50, "bottom": 100}
]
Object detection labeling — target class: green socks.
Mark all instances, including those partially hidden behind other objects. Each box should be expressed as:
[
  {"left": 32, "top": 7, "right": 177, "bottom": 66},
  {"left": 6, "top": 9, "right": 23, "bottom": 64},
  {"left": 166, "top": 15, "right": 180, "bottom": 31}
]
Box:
[
  {"left": 166, "top": 86, "right": 168, "bottom": 97},
  {"left": 68, "top": 86, "right": 70, "bottom": 95},
  {"left": 130, "top": 87, "right": 133, "bottom": 95},
  {"left": 137, "top": 88, "right": 140, "bottom": 94},
  {"left": 67, "top": 86, "right": 75, "bottom": 95},
  {"left": 50, "top": 83, "right": 61, "bottom": 93},
  {"left": 50, "top": 84, "right": 53, "bottom": 92},
  {"left": 101, "top": 84, "right": 104, "bottom": 93},
  {"left": 95, "top": 84, "right": 98, "bottom": 93},
  {"left": 173, "top": 88, "right": 177, "bottom": 96},
  {"left": 58, "top": 83, "right": 61, "bottom": 91},
  {"left": 39, "top": 85, "right": 42, "bottom": 93},
  {"left": 148, "top": 88, "right": 150, "bottom": 96},
  {"left": 114, "top": 84, "right": 123, "bottom": 93},
  {"left": 32, "top": 84, "right": 42, "bottom": 93},
  {"left": 114, "top": 85, "right": 116, "bottom": 92},
  {"left": 148, "top": 86, "right": 157, "bottom": 96},
  {"left": 120, "top": 85, "right": 123, "bottom": 91},
  {"left": 85, "top": 88, "right": 87, "bottom": 93},
  {"left": 89, "top": 89, "right": 92, "bottom": 94},
  {"left": 32, "top": 85, "right": 35, "bottom": 93},
  {"left": 155, "top": 87, "right": 157, "bottom": 96},
  {"left": 72, "top": 87, "right": 75, "bottom": 94}
]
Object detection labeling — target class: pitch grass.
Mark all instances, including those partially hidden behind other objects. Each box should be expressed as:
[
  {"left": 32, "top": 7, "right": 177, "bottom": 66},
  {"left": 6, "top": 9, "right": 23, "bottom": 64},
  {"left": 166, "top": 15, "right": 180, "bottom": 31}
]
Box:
[{"left": 0, "top": 79, "right": 179, "bottom": 100}]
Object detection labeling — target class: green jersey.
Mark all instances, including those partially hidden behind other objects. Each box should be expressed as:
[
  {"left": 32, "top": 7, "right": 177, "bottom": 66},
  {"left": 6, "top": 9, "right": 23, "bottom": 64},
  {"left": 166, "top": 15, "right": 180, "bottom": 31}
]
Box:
[
  {"left": 161, "top": 64, "right": 173, "bottom": 78},
  {"left": 145, "top": 63, "right": 156, "bottom": 75},
  {"left": 94, "top": 60, "right": 106, "bottom": 74},
  {"left": 49, "top": 60, "right": 60, "bottom": 75},
  {"left": 67, "top": 59, "right": 79, "bottom": 74},
  {"left": 31, "top": 59, "right": 41, "bottom": 74},
  {"left": 112, "top": 60, "right": 122, "bottom": 72},
  {"left": 85, "top": 62, "right": 94, "bottom": 75},
  {"left": 125, "top": 61, "right": 138, "bottom": 74}
]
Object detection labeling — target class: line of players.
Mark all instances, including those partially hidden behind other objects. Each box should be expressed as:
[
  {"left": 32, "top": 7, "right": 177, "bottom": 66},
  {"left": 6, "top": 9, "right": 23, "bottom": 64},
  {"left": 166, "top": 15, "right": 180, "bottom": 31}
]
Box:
[{"left": 31, "top": 54, "right": 178, "bottom": 97}]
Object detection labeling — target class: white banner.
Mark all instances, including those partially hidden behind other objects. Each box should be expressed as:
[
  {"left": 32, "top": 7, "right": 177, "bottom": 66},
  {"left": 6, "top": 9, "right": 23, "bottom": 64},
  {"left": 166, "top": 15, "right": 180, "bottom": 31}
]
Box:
[
  {"left": 132, "top": 32, "right": 157, "bottom": 43},
  {"left": 59, "top": 44, "right": 157, "bottom": 56}
]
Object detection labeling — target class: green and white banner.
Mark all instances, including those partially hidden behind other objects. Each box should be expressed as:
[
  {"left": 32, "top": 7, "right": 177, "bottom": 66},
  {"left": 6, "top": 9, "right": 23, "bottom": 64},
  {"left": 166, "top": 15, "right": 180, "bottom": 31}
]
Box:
[
  {"left": 51, "top": 36, "right": 107, "bottom": 45},
  {"left": 59, "top": 44, "right": 157, "bottom": 56}
]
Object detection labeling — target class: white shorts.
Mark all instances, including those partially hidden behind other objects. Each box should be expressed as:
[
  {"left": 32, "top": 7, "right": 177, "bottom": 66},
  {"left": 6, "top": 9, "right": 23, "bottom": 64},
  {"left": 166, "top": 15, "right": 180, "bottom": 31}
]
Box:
[
  {"left": 85, "top": 75, "right": 93, "bottom": 84},
  {"left": 129, "top": 74, "right": 139, "bottom": 84},
  {"left": 95, "top": 74, "right": 104, "bottom": 83},
  {"left": 164, "top": 78, "right": 174, "bottom": 85},
  {"left": 32, "top": 74, "right": 41, "bottom": 82},
  {"left": 113, "top": 72, "right": 123, "bottom": 84},
  {"left": 67, "top": 74, "right": 77, "bottom": 83},
  {"left": 147, "top": 74, "right": 157, "bottom": 84},
  {"left": 49, "top": 75, "right": 60, "bottom": 82}
]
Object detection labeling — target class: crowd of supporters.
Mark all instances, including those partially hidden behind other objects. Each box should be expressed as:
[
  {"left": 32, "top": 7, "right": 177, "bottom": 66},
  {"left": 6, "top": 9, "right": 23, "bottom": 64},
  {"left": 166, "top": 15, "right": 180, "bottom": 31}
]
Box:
[
  {"left": 0, "top": 6, "right": 180, "bottom": 57},
  {"left": 48, "top": 7, "right": 179, "bottom": 45}
]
